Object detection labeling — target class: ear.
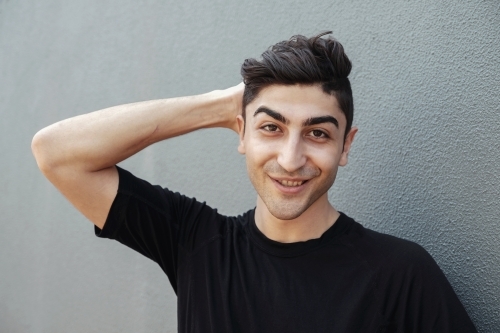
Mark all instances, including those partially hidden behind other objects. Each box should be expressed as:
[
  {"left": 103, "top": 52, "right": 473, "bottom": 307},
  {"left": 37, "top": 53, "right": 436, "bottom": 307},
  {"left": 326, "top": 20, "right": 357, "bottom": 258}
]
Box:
[
  {"left": 236, "top": 115, "right": 246, "bottom": 154},
  {"left": 339, "top": 127, "right": 358, "bottom": 166}
]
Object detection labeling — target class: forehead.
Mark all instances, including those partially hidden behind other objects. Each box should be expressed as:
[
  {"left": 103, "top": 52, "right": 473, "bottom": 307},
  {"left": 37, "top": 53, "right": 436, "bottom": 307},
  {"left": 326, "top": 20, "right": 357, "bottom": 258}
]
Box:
[{"left": 247, "top": 84, "right": 345, "bottom": 125}]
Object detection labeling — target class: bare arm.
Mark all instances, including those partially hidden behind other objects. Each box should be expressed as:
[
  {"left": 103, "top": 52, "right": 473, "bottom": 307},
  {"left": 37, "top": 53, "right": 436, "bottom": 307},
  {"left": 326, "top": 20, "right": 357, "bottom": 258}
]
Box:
[{"left": 31, "top": 84, "right": 243, "bottom": 229}]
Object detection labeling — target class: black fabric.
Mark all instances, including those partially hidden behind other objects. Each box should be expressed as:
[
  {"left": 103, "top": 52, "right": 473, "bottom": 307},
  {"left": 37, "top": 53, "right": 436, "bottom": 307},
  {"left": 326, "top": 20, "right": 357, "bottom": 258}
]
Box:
[{"left": 95, "top": 166, "right": 478, "bottom": 333}]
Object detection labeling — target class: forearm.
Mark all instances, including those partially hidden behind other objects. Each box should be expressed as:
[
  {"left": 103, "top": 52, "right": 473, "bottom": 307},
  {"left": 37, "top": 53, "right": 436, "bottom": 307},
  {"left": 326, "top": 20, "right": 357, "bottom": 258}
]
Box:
[{"left": 32, "top": 88, "right": 238, "bottom": 174}]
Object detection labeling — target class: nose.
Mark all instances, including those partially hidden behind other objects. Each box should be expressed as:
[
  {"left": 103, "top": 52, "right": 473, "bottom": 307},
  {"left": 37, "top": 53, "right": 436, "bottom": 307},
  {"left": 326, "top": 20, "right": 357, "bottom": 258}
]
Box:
[{"left": 276, "top": 135, "right": 307, "bottom": 173}]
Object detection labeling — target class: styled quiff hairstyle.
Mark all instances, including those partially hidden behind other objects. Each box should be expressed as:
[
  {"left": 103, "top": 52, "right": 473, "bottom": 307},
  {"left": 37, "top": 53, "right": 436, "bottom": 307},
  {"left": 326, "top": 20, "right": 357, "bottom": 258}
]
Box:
[{"left": 241, "top": 31, "right": 353, "bottom": 138}]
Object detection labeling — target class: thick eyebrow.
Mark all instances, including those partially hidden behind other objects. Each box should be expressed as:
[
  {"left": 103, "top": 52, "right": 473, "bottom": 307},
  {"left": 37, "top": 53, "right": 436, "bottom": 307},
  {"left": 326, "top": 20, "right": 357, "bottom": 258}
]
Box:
[
  {"left": 253, "top": 106, "right": 338, "bottom": 129},
  {"left": 302, "top": 116, "right": 339, "bottom": 128},
  {"left": 253, "top": 107, "right": 289, "bottom": 125}
]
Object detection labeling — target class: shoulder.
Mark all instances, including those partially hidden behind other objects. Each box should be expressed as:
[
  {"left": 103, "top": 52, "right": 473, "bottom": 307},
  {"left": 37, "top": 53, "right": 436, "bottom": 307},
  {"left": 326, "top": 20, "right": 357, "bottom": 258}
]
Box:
[
  {"left": 340, "top": 215, "right": 477, "bottom": 331},
  {"left": 340, "top": 214, "right": 438, "bottom": 273},
  {"left": 110, "top": 166, "right": 251, "bottom": 249}
]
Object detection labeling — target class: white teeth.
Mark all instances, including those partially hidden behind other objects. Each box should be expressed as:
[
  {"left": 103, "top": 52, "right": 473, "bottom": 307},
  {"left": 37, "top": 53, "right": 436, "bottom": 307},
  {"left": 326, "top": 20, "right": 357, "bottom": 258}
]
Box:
[{"left": 280, "top": 180, "right": 304, "bottom": 187}]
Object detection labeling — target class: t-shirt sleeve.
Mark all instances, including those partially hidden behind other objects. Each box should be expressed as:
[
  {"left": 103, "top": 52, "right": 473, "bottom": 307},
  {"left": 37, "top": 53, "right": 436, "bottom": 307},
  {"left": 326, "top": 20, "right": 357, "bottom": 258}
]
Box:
[
  {"left": 378, "top": 239, "right": 478, "bottom": 332},
  {"left": 405, "top": 248, "right": 476, "bottom": 332},
  {"left": 94, "top": 166, "right": 221, "bottom": 293}
]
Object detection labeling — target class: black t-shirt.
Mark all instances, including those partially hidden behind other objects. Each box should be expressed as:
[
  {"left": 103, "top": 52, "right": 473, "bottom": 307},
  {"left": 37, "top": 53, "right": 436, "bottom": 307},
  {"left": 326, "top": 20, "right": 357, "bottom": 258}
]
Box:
[{"left": 95, "top": 167, "right": 477, "bottom": 333}]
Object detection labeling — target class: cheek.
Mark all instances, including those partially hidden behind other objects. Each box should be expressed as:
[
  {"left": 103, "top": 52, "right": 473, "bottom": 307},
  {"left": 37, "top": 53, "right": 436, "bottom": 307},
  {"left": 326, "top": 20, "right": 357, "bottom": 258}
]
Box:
[
  {"left": 244, "top": 138, "right": 278, "bottom": 164},
  {"left": 307, "top": 145, "right": 341, "bottom": 170}
]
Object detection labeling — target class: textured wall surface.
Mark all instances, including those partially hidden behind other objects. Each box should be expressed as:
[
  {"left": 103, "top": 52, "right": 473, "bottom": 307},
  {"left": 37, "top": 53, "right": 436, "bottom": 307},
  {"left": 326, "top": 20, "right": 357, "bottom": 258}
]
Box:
[{"left": 1, "top": 1, "right": 499, "bottom": 332}]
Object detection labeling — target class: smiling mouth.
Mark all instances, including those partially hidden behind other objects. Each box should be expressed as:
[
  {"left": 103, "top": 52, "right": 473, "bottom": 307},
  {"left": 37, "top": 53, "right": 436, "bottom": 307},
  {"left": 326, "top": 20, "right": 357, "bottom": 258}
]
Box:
[{"left": 276, "top": 179, "right": 309, "bottom": 187}]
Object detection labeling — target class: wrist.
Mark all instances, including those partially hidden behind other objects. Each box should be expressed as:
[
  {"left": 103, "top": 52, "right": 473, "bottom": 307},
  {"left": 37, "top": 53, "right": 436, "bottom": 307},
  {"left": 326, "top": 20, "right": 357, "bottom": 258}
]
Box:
[{"left": 206, "top": 87, "right": 241, "bottom": 131}]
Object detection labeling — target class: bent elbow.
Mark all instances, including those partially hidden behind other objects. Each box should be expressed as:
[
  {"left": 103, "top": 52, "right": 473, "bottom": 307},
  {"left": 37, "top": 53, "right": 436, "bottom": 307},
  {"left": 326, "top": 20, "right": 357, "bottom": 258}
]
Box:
[{"left": 31, "top": 128, "right": 59, "bottom": 174}]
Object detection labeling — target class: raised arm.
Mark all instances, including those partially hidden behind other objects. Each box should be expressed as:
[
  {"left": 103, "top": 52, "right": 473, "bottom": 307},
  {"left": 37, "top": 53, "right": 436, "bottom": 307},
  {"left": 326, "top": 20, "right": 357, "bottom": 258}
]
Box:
[{"left": 31, "top": 84, "right": 243, "bottom": 229}]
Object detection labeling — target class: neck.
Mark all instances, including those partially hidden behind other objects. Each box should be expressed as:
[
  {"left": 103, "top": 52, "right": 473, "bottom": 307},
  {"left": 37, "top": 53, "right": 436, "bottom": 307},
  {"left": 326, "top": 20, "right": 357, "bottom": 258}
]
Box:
[{"left": 254, "top": 194, "right": 340, "bottom": 243}]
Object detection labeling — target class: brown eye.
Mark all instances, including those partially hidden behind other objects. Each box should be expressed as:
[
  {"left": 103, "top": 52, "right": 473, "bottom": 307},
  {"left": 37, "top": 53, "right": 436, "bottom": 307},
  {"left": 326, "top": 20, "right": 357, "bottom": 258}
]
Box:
[
  {"left": 263, "top": 124, "right": 279, "bottom": 132},
  {"left": 312, "top": 130, "right": 326, "bottom": 138}
]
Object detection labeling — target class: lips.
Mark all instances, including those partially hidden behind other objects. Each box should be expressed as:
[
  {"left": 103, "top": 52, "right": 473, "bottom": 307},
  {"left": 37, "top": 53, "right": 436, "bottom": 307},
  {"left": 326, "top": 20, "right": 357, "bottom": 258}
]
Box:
[{"left": 269, "top": 177, "right": 310, "bottom": 194}]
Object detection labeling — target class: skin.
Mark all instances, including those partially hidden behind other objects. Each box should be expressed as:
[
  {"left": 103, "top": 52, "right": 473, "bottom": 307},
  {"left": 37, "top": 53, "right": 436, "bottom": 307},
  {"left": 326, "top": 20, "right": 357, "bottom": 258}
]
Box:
[
  {"left": 32, "top": 85, "right": 243, "bottom": 229},
  {"left": 237, "top": 84, "right": 357, "bottom": 243},
  {"left": 31, "top": 82, "right": 356, "bottom": 244}
]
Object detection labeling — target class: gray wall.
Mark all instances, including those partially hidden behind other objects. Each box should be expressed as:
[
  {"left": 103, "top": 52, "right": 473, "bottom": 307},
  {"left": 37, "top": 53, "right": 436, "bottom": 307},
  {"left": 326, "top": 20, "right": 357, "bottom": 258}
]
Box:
[{"left": 1, "top": 1, "right": 499, "bottom": 332}]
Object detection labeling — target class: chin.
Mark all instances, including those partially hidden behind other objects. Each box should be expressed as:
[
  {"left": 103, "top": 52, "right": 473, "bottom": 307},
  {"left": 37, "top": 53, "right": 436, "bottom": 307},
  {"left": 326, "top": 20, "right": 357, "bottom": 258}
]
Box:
[{"left": 267, "top": 202, "right": 308, "bottom": 221}]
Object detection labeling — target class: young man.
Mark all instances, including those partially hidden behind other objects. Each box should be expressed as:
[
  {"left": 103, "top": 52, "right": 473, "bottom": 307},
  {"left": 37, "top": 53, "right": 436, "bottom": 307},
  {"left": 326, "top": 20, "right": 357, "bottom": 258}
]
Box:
[{"left": 32, "top": 33, "right": 477, "bottom": 332}]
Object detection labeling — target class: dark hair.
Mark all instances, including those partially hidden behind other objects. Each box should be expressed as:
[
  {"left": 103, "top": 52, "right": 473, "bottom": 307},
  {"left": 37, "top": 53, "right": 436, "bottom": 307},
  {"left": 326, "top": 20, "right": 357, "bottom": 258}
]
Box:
[{"left": 241, "top": 31, "right": 353, "bottom": 137}]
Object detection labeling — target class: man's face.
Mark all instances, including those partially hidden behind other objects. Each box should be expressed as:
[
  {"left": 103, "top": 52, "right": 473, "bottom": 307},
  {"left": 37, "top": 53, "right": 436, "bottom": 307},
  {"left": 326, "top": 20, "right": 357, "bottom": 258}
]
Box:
[{"left": 237, "top": 84, "right": 357, "bottom": 221}]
